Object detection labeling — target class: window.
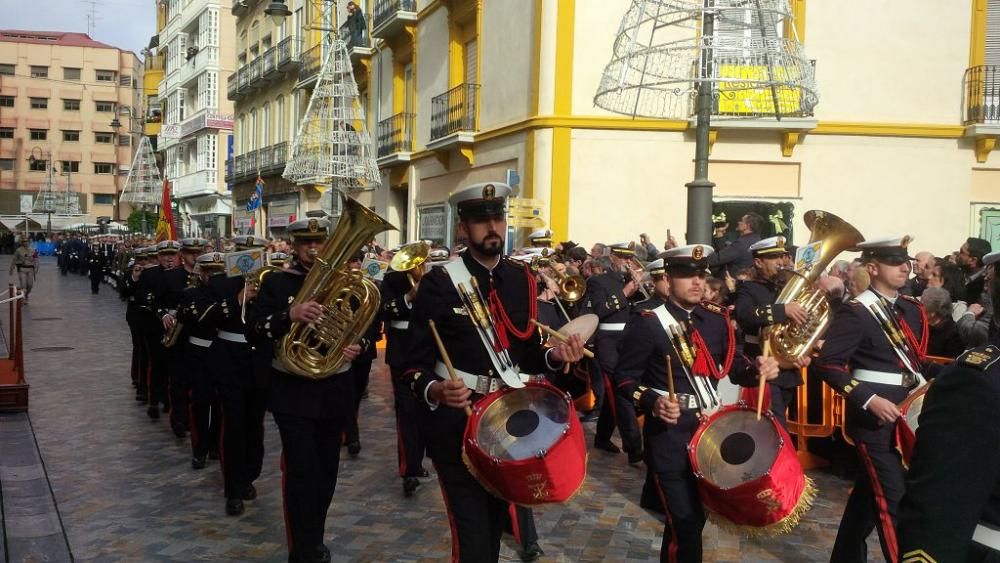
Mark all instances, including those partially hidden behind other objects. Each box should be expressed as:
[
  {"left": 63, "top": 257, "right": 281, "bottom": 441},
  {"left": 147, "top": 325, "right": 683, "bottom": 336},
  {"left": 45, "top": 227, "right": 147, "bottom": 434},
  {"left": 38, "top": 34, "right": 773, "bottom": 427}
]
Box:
[
  {"left": 0, "top": 96, "right": 12, "bottom": 107},
  {"left": 29, "top": 129, "right": 47, "bottom": 141},
  {"left": 95, "top": 101, "right": 114, "bottom": 112},
  {"left": 93, "top": 193, "right": 115, "bottom": 205},
  {"left": 0, "top": 128, "right": 12, "bottom": 139},
  {"left": 118, "top": 135, "right": 131, "bottom": 146},
  {"left": 30, "top": 66, "right": 48, "bottom": 78},
  {"left": 61, "top": 161, "right": 80, "bottom": 173},
  {"left": 94, "top": 162, "right": 114, "bottom": 174},
  {"left": 119, "top": 75, "right": 132, "bottom": 87},
  {"left": 63, "top": 67, "right": 81, "bottom": 80},
  {"left": 62, "top": 130, "right": 80, "bottom": 142},
  {"left": 95, "top": 132, "right": 113, "bottom": 144},
  {"left": 95, "top": 69, "right": 116, "bottom": 82},
  {"left": 29, "top": 159, "right": 47, "bottom": 172},
  {"left": 63, "top": 98, "right": 80, "bottom": 110},
  {"left": 0, "top": 159, "right": 13, "bottom": 171},
  {"left": 30, "top": 97, "right": 48, "bottom": 109},
  {"left": 0, "top": 64, "right": 13, "bottom": 76}
]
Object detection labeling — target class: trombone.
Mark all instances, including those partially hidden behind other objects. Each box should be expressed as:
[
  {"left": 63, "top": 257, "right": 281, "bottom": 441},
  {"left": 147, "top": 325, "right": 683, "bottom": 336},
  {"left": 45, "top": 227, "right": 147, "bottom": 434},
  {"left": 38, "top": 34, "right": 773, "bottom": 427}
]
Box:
[{"left": 530, "top": 256, "right": 586, "bottom": 303}]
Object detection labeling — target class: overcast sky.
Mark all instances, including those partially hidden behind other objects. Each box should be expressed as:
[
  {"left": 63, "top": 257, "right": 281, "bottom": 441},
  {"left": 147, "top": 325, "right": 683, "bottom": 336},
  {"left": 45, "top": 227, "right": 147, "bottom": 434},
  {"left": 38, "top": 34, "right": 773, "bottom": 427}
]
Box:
[{"left": 3, "top": 0, "right": 156, "bottom": 54}]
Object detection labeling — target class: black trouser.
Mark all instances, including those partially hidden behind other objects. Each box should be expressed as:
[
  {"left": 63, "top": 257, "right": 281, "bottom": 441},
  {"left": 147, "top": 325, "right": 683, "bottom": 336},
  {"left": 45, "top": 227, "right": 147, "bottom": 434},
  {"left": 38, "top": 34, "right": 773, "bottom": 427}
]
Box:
[
  {"left": 645, "top": 414, "right": 705, "bottom": 563},
  {"left": 90, "top": 275, "right": 101, "bottom": 294},
  {"left": 186, "top": 341, "right": 220, "bottom": 458},
  {"left": 390, "top": 367, "right": 425, "bottom": 478},
  {"left": 215, "top": 339, "right": 267, "bottom": 500},
  {"left": 434, "top": 458, "right": 509, "bottom": 562},
  {"left": 594, "top": 331, "right": 642, "bottom": 454},
  {"left": 344, "top": 359, "right": 373, "bottom": 445},
  {"left": 144, "top": 329, "right": 169, "bottom": 408},
  {"left": 831, "top": 383, "right": 909, "bottom": 563},
  {"left": 769, "top": 384, "right": 797, "bottom": 428},
  {"left": 274, "top": 411, "right": 348, "bottom": 562},
  {"left": 506, "top": 504, "right": 538, "bottom": 549},
  {"left": 168, "top": 346, "right": 189, "bottom": 430},
  {"left": 126, "top": 314, "right": 147, "bottom": 391}
]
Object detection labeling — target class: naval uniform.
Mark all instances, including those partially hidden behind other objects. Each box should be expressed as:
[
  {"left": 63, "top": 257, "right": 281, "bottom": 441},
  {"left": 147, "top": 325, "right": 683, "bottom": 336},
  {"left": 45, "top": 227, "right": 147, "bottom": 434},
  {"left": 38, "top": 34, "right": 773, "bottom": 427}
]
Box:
[
  {"left": 136, "top": 264, "right": 168, "bottom": 411},
  {"left": 176, "top": 272, "right": 223, "bottom": 464},
  {"left": 733, "top": 277, "right": 803, "bottom": 425},
  {"left": 344, "top": 299, "right": 381, "bottom": 452},
  {"left": 203, "top": 272, "right": 267, "bottom": 506},
  {"left": 122, "top": 266, "right": 149, "bottom": 399},
  {"left": 404, "top": 251, "right": 561, "bottom": 563},
  {"left": 156, "top": 266, "right": 197, "bottom": 435},
  {"left": 616, "top": 297, "right": 757, "bottom": 562},
  {"left": 584, "top": 270, "right": 642, "bottom": 455},
  {"left": 247, "top": 261, "right": 356, "bottom": 563},
  {"left": 814, "top": 288, "right": 928, "bottom": 563},
  {"left": 898, "top": 345, "right": 1000, "bottom": 563},
  {"left": 380, "top": 269, "right": 427, "bottom": 479}
]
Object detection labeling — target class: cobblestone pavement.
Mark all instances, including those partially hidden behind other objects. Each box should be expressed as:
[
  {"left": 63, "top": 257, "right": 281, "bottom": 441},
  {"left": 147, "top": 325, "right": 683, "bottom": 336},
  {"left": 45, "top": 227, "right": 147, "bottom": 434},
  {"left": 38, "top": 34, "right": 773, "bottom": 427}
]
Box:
[{"left": 3, "top": 258, "right": 884, "bottom": 562}]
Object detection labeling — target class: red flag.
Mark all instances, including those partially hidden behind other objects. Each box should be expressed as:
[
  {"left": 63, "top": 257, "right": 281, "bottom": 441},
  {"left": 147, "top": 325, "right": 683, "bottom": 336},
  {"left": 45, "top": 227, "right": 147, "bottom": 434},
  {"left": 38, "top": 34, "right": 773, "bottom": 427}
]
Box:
[{"left": 155, "top": 177, "right": 177, "bottom": 242}]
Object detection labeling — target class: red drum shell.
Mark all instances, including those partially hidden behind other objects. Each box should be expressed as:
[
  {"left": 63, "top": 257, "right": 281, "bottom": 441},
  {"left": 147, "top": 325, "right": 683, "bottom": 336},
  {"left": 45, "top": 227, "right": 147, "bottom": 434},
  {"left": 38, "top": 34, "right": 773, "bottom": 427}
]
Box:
[
  {"left": 688, "top": 403, "right": 813, "bottom": 533},
  {"left": 896, "top": 383, "right": 931, "bottom": 468},
  {"left": 463, "top": 381, "right": 587, "bottom": 506}
]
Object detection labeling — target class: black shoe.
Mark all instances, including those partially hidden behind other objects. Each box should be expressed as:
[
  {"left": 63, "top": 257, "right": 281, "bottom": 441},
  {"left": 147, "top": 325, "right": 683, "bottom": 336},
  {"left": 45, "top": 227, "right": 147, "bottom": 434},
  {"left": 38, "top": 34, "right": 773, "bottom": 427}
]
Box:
[
  {"left": 519, "top": 542, "right": 544, "bottom": 562},
  {"left": 628, "top": 450, "right": 645, "bottom": 466},
  {"left": 191, "top": 455, "right": 207, "bottom": 470},
  {"left": 347, "top": 441, "right": 361, "bottom": 457},
  {"left": 315, "top": 545, "right": 331, "bottom": 563},
  {"left": 208, "top": 450, "right": 220, "bottom": 460},
  {"left": 242, "top": 484, "right": 257, "bottom": 500},
  {"left": 594, "top": 439, "right": 620, "bottom": 454},
  {"left": 578, "top": 410, "right": 600, "bottom": 422},
  {"left": 225, "top": 498, "right": 244, "bottom": 516},
  {"left": 146, "top": 405, "right": 160, "bottom": 420},
  {"left": 171, "top": 423, "right": 187, "bottom": 438},
  {"left": 403, "top": 476, "right": 420, "bottom": 497}
]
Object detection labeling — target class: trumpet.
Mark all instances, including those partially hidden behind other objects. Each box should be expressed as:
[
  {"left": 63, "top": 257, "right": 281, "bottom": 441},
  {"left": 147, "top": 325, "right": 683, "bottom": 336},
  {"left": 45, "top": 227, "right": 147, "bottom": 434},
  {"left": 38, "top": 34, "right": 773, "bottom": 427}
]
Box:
[
  {"left": 390, "top": 241, "right": 430, "bottom": 286},
  {"left": 530, "top": 256, "right": 585, "bottom": 303}
]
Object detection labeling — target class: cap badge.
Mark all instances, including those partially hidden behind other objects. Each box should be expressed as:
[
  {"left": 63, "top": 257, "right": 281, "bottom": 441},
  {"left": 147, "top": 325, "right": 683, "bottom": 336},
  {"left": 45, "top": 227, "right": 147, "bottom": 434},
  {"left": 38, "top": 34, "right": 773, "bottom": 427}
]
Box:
[
  {"left": 483, "top": 184, "right": 495, "bottom": 200},
  {"left": 308, "top": 219, "right": 319, "bottom": 233},
  {"left": 692, "top": 245, "right": 704, "bottom": 260},
  {"left": 247, "top": 236, "right": 255, "bottom": 246},
  {"left": 776, "top": 236, "right": 785, "bottom": 248}
]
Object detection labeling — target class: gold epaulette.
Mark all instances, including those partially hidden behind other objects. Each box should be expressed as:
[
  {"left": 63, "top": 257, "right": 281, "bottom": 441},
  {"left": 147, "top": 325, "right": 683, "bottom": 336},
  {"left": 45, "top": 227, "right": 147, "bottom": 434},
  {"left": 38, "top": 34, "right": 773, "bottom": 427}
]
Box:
[
  {"left": 699, "top": 301, "right": 725, "bottom": 315},
  {"left": 957, "top": 344, "right": 1000, "bottom": 371}
]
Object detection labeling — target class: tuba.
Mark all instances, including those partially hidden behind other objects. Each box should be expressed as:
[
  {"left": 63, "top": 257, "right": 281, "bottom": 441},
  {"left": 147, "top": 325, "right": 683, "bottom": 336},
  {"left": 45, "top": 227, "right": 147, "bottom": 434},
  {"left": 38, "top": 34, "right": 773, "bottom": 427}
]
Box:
[
  {"left": 764, "top": 210, "right": 864, "bottom": 364},
  {"left": 276, "top": 193, "right": 396, "bottom": 378}
]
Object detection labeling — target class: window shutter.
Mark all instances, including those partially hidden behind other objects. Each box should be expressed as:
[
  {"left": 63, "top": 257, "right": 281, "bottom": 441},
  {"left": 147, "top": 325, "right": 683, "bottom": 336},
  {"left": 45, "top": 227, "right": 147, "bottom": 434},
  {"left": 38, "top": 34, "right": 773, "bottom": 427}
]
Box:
[{"left": 987, "top": 0, "right": 1000, "bottom": 66}]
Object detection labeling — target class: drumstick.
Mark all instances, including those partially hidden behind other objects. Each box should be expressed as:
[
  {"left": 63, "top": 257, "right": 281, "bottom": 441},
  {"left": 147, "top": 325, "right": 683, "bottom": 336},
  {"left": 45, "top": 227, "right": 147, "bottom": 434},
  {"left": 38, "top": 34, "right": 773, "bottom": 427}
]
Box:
[
  {"left": 757, "top": 340, "right": 771, "bottom": 421},
  {"left": 529, "top": 319, "right": 595, "bottom": 358},
  {"left": 428, "top": 320, "right": 472, "bottom": 416},
  {"left": 664, "top": 355, "right": 676, "bottom": 401}
]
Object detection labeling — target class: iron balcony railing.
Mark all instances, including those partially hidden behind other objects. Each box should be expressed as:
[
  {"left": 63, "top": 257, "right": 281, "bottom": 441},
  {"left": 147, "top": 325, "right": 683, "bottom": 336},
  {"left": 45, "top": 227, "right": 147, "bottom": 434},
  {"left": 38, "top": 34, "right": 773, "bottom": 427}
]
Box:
[
  {"left": 261, "top": 45, "right": 276, "bottom": 78},
  {"left": 225, "top": 142, "right": 289, "bottom": 183},
  {"left": 377, "top": 113, "right": 415, "bottom": 157},
  {"left": 964, "top": 65, "right": 1000, "bottom": 125},
  {"left": 267, "top": 142, "right": 288, "bottom": 172},
  {"left": 227, "top": 73, "right": 238, "bottom": 99},
  {"left": 276, "top": 36, "right": 302, "bottom": 69},
  {"left": 373, "top": 0, "right": 416, "bottom": 32},
  {"left": 339, "top": 17, "right": 372, "bottom": 51},
  {"left": 298, "top": 44, "right": 323, "bottom": 84},
  {"left": 430, "top": 83, "right": 480, "bottom": 141}
]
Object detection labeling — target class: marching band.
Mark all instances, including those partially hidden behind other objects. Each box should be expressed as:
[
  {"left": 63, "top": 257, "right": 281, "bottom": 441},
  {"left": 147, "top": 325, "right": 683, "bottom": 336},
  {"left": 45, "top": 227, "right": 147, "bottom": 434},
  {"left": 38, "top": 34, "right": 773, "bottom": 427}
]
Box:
[{"left": 80, "top": 179, "right": 1000, "bottom": 563}]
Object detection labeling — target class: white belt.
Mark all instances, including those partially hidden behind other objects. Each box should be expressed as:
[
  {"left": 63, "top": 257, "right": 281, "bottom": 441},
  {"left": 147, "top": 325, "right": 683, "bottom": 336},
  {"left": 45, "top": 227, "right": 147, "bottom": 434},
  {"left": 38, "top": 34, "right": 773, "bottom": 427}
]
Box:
[
  {"left": 745, "top": 334, "right": 760, "bottom": 344},
  {"left": 852, "top": 369, "right": 908, "bottom": 386},
  {"left": 217, "top": 330, "right": 247, "bottom": 344},
  {"left": 974, "top": 523, "right": 1000, "bottom": 551},
  {"left": 598, "top": 323, "right": 626, "bottom": 332},
  {"left": 390, "top": 320, "right": 410, "bottom": 330},
  {"left": 188, "top": 336, "right": 213, "bottom": 348},
  {"left": 272, "top": 358, "right": 351, "bottom": 376},
  {"left": 434, "top": 362, "right": 527, "bottom": 394}
]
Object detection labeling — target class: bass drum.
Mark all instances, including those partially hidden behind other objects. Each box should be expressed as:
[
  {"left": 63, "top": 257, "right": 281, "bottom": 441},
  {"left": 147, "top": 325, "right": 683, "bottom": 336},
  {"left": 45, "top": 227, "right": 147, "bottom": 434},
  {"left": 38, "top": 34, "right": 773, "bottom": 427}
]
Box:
[
  {"left": 688, "top": 403, "right": 816, "bottom": 535},
  {"left": 463, "top": 381, "right": 587, "bottom": 506},
  {"left": 896, "top": 383, "right": 931, "bottom": 468}
]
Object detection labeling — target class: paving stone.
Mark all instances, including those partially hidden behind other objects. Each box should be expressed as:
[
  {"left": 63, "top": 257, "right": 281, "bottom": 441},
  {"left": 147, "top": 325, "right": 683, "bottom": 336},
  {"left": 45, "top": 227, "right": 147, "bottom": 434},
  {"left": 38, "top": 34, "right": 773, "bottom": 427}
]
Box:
[{"left": 0, "top": 259, "right": 891, "bottom": 561}]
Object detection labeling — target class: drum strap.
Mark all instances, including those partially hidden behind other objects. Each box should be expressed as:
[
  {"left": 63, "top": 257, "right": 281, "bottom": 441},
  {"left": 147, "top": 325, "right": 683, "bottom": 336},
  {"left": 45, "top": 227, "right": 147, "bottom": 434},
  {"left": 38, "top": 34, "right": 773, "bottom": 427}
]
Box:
[
  {"left": 650, "top": 305, "right": 720, "bottom": 414},
  {"left": 443, "top": 259, "right": 524, "bottom": 389},
  {"left": 855, "top": 290, "right": 924, "bottom": 382}
]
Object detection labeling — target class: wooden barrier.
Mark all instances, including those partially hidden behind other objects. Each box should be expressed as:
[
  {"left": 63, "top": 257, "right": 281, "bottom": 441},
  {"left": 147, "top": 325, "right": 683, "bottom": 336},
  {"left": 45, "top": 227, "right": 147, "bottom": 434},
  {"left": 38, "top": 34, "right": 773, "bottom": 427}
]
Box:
[{"left": 0, "top": 284, "right": 27, "bottom": 412}]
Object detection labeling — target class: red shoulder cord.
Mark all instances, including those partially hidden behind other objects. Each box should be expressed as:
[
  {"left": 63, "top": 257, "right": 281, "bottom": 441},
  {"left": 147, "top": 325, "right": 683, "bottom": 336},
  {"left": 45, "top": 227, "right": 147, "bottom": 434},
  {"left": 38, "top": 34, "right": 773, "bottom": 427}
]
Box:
[
  {"left": 688, "top": 306, "right": 734, "bottom": 380},
  {"left": 487, "top": 263, "right": 538, "bottom": 348},
  {"left": 898, "top": 302, "right": 929, "bottom": 360}
]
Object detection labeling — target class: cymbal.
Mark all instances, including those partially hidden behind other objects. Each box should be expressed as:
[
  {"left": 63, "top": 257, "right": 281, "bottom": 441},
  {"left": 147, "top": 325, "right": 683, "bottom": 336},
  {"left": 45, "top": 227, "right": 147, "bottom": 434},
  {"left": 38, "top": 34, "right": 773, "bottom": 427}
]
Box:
[{"left": 558, "top": 314, "right": 598, "bottom": 342}]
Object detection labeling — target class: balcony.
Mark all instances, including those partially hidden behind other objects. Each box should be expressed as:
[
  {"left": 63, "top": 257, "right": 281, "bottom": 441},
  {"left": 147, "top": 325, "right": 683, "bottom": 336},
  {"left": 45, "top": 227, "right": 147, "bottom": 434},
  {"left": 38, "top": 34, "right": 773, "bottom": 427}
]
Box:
[
  {"left": 372, "top": 0, "right": 417, "bottom": 40},
  {"left": 296, "top": 44, "right": 323, "bottom": 89},
  {"left": 963, "top": 65, "right": 1000, "bottom": 162},
  {"left": 173, "top": 169, "right": 220, "bottom": 199},
  {"left": 429, "top": 83, "right": 480, "bottom": 144},
  {"left": 224, "top": 141, "right": 288, "bottom": 184},
  {"left": 275, "top": 36, "right": 302, "bottom": 70},
  {"left": 339, "top": 19, "right": 375, "bottom": 65},
  {"left": 377, "top": 113, "right": 414, "bottom": 167},
  {"left": 179, "top": 45, "right": 219, "bottom": 87}
]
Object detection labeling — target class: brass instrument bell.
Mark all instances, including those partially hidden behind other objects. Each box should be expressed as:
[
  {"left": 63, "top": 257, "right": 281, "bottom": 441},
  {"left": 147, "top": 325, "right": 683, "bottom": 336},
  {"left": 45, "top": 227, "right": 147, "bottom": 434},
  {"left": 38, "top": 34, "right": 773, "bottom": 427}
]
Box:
[{"left": 390, "top": 241, "right": 430, "bottom": 285}]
